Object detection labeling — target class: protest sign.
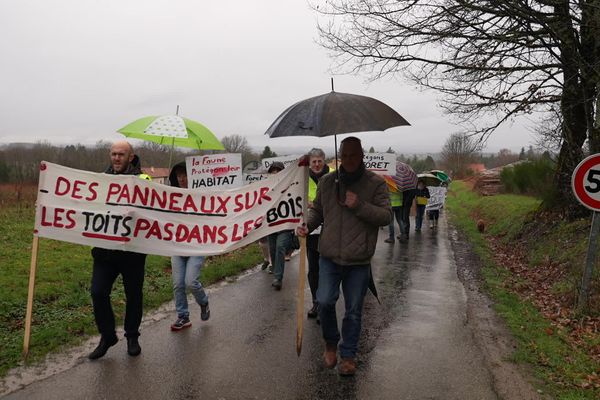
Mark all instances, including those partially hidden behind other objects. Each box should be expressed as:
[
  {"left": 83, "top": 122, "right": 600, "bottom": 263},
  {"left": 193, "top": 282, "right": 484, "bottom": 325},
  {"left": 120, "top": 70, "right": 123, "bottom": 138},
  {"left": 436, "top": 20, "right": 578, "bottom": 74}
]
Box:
[
  {"left": 34, "top": 161, "right": 307, "bottom": 257},
  {"left": 243, "top": 173, "right": 270, "bottom": 185},
  {"left": 363, "top": 153, "right": 396, "bottom": 175},
  {"left": 425, "top": 186, "right": 447, "bottom": 211},
  {"left": 185, "top": 153, "right": 242, "bottom": 190},
  {"left": 261, "top": 155, "right": 301, "bottom": 171}
]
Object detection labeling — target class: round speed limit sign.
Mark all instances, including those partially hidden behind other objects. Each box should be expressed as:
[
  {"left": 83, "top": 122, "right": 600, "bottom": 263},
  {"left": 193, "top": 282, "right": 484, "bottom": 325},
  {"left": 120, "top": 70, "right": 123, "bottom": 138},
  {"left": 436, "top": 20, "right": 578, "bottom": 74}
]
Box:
[{"left": 572, "top": 153, "right": 600, "bottom": 211}]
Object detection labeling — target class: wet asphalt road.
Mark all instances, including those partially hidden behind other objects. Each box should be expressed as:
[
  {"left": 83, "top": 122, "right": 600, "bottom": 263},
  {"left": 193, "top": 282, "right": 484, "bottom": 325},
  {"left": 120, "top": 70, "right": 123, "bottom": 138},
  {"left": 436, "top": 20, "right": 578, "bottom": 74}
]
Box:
[{"left": 4, "top": 214, "right": 498, "bottom": 400}]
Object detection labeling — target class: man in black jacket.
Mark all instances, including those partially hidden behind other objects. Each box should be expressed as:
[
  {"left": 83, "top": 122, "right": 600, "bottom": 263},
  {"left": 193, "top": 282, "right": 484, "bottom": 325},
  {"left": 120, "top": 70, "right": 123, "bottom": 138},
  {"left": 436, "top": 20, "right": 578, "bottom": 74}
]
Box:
[{"left": 88, "top": 140, "right": 147, "bottom": 360}]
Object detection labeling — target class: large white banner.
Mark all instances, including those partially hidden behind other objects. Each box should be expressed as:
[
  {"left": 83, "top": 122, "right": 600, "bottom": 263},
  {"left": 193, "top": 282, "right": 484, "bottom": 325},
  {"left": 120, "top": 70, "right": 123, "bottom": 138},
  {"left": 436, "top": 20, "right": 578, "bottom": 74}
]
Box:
[{"left": 34, "top": 162, "right": 307, "bottom": 257}]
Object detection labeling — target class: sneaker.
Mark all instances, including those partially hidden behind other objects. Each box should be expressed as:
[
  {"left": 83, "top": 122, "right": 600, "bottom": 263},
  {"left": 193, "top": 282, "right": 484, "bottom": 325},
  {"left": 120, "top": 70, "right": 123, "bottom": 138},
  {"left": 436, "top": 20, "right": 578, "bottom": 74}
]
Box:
[
  {"left": 260, "top": 260, "right": 270, "bottom": 270},
  {"left": 338, "top": 358, "right": 357, "bottom": 376},
  {"left": 126, "top": 337, "right": 141, "bottom": 357},
  {"left": 267, "top": 265, "right": 273, "bottom": 274},
  {"left": 307, "top": 303, "right": 319, "bottom": 319},
  {"left": 429, "top": 222, "right": 434, "bottom": 229},
  {"left": 88, "top": 335, "right": 118, "bottom": 360},
  {"left": 200, "top": 303, "right": 210, "bottom": 321},
  {"left": 383, "top": 238, "right": 394, "bottom": 244},
  {"left": 285, "top": 256, "right": 291, "bottom": 261},
  {"left": 272, "top": 279, "right": 282, "bottom": 290},
  {"left": 170, "top": 316, "right": 192, "bottom": 331},
  {"left": 415, "top": 228, "right": 421, "bottom": 232}
]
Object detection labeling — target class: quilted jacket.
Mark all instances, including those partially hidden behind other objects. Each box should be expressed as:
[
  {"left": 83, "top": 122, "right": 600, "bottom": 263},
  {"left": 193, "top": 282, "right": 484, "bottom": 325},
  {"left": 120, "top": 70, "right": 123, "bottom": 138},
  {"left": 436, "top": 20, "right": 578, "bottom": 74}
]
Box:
[{"left": 306, "top": 169, "right": 392, "bottom": 266}]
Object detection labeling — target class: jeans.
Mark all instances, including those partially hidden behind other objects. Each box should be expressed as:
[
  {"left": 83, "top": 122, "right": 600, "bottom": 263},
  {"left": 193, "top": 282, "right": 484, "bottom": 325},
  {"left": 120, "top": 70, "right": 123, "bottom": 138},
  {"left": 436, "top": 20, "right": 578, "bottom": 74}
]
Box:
[
  {"left": 415, "top": 204, "right": 426, "bottom": 230},
  {"left": 307, "top": 235, "right": 320, "bottom": 302},
  {"left": 268, "top": 230, "right": 293, "bottom": 281},
  {"left": 91, "top": 249, "right": 146, "bottom": 339},
  {"left": 387, "top": 206, "right": 402, "bottom": 240},
  {"left": 171, "top": 256, "right": 208, "bottom": 319},
  {"left": 317, "top": 257, "right": 370, "bottom": 359}
]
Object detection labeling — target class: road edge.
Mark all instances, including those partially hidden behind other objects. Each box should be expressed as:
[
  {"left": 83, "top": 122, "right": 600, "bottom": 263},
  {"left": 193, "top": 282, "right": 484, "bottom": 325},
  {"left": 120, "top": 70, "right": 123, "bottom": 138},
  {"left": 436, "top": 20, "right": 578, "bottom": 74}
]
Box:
[{"left": 447, "top": 222, "right": 547, "bottom": 400}]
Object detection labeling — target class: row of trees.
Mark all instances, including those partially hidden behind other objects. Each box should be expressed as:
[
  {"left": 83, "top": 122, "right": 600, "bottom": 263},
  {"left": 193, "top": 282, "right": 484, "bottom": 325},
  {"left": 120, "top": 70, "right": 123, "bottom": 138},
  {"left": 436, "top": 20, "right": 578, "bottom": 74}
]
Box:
[
  {"left": 0, "top": 136, "right": 281, "bottom": 183},
  {"left": 0, "top": 132, "right": 537, "bottom": 184},
  {"left": 439, "top": 132, "right": 549, "bottom": 178}
]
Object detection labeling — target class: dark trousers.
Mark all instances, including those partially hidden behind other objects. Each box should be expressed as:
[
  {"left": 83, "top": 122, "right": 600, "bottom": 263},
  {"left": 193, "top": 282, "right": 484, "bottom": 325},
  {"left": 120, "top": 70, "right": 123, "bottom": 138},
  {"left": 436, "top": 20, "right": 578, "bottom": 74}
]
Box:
[
  {"left": 400, "top": 189, "right": 416, "bottom": 235},
  {"left": 91, "top": 249, "right": 146, "bottom": 338},
  {"left": 307, "top": 235, "right": 320, "bottom": 303}
]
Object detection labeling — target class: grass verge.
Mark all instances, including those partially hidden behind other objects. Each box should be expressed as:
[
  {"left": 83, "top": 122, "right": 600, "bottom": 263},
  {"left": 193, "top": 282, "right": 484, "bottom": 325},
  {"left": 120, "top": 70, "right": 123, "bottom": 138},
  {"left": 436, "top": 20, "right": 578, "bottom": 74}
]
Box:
[
  {"left": 446, "top": 181, "right": 599, "bottom": 399},
  {"left": 0, "top": 206, "right": 262, "bottom": 378}
]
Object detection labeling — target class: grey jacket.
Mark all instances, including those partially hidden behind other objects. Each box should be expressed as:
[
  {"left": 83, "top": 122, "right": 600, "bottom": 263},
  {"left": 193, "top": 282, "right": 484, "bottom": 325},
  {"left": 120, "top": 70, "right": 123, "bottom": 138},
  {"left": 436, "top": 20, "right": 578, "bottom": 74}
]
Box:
[{"left": 306, "top": 169, "right": 392, "bottom": 266}]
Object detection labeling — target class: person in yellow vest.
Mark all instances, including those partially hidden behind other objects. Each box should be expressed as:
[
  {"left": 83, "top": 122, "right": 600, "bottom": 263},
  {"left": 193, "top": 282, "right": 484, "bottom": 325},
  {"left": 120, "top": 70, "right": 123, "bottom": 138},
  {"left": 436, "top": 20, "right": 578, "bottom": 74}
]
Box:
[
  {"left": 414, "top": 180, "right": 431, "bottom": 232},
  {"left": 306, "top": 148, "right": 332, "bottom": 319},
  {"left": 384, "top": 190, "right": 403, "bottom": 244}
]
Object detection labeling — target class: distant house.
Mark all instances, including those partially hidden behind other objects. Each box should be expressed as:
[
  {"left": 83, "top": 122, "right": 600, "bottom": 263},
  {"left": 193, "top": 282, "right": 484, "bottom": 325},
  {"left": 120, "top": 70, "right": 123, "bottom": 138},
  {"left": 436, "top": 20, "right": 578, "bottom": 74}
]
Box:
[
  {"left": 142, "top": 167, "right": 170, "bottom": 185},
  {"left": 467, "top": 163, "right": 486, "bottom": 174}
]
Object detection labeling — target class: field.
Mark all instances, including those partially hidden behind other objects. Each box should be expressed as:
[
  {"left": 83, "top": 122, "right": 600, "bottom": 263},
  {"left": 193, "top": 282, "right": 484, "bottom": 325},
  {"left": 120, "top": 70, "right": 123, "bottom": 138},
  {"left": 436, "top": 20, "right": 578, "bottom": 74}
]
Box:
[{"left": 0, "top": 183, "right": 262, "bottom": 377}]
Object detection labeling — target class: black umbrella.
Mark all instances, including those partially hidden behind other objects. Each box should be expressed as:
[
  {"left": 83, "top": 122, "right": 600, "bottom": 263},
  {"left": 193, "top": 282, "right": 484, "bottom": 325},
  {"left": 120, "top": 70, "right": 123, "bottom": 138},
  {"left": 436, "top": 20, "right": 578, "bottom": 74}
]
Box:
[
  {"left": 265, "top": 80, "right": 410, "bottom": 163},
  {"left": 265, "top": 81, "right": 409, "bottom": 309}
]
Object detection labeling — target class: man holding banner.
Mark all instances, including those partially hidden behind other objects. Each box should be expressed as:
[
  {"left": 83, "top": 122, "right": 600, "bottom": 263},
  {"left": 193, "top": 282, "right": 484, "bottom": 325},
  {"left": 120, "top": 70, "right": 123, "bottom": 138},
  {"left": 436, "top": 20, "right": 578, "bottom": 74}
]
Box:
[
  {"left": 297, "top": 137, "right": 392, "bottom": 376},
  {"left": 88, "top": 141, "right": 147, "bottom": 359}
]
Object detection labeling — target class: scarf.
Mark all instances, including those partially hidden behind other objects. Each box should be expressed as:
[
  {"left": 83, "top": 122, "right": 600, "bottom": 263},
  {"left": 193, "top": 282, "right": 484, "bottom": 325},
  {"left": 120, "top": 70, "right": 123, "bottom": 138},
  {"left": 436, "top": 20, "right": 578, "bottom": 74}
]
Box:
[
  {"left": 338, "top": 162, "right": 366, "bottom": 186},
  {"left": 309, "top": 164, "right": 330, "bottom": 185}
]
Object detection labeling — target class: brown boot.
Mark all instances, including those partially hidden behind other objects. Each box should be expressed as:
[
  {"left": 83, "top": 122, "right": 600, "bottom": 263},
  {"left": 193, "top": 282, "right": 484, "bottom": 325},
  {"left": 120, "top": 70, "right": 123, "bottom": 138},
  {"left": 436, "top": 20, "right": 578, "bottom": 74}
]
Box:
[
  {"left": 323, "top": 342, "right": 337, "bottom": 369},
  {"left": 338, "top": 358, "right": 357, "bottom": 376}
]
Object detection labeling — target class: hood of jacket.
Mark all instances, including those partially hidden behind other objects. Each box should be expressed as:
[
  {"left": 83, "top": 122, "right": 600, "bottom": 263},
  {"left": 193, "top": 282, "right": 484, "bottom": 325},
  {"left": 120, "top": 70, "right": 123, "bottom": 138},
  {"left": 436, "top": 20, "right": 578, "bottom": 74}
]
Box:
[{"left": 169, "top": 161, "right": 187, "bottom": 187}]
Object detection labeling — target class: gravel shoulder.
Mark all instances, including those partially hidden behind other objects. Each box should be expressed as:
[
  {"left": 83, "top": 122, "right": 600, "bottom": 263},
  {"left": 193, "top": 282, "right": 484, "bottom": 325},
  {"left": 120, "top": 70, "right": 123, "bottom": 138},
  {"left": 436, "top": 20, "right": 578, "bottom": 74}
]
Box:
[{"left": 448, "top": 223, "right": 546, "bottom": 400}]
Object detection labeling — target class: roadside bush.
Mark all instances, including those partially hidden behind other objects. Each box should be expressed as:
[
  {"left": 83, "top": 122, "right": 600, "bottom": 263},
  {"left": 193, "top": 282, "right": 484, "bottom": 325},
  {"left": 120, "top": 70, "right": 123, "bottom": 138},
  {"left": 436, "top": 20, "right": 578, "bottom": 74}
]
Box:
[{"left": 500, "top": 157, "right": 555, "bottom": 198}]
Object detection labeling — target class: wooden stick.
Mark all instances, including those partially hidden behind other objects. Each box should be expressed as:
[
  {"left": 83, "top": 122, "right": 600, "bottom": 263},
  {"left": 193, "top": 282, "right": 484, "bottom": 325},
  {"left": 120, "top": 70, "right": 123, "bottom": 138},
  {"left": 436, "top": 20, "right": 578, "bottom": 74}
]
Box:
[
  {"left": 296, "top": 235, "right": 307, "bottom": 356},
  {"left": 23, "top": 235, "right": 40, "bottom": 359}
]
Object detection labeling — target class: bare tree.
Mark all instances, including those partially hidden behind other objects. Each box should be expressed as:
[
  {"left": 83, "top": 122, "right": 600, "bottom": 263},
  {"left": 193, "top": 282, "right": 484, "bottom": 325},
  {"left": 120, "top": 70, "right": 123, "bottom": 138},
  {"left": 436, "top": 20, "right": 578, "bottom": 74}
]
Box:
[
  {"left": 221, "top": 134, "right": 250, "bottom": 153},
  {"left": 315, "top": 0, "right": 600, "bottom": 211},
  {"left": 220, "top": 134, "right": 259, "bottom": 165},
  {"left": 440, "top": 133, "right": 481, "bottom": 178}
]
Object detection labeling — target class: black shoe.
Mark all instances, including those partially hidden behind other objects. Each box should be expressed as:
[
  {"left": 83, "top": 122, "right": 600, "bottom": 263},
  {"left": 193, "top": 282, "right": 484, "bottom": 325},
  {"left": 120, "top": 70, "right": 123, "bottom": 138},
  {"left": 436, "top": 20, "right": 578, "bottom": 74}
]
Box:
[
  {"left": 88, "top": 335, "right": 118, "bottom": 360},
  {"left": 200, "top": 303, "right": 210, "bottom": 321},
  {"left": 307, "top": 303, "right": 319, "bottom": 319},
  {"left": 272, "top": 279, "right": 282, "bottom": 290},
  {"left": 127, "top": 337, "right": 141, "bottom": 357},
  {"left": 383, "top": 238, "right": 394, "bottom": 244},
  {"left": 260, "top": 260, "right": 269, "bottom": 270}
]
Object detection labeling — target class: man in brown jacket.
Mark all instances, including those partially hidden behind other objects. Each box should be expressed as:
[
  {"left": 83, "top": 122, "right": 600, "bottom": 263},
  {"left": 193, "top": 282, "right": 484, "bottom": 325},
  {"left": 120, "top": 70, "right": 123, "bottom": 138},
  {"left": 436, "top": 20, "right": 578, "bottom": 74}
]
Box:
[{"left": 297, "top": 136, "right": 392, "bottom": 376}]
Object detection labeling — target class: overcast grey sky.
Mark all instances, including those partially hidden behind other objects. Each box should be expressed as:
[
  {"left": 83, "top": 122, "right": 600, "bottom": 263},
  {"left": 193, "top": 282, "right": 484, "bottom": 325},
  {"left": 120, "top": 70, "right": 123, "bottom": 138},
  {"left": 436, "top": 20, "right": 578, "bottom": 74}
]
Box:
[{"left": 0, "top": 0, "right": 536, "bottom": 156}]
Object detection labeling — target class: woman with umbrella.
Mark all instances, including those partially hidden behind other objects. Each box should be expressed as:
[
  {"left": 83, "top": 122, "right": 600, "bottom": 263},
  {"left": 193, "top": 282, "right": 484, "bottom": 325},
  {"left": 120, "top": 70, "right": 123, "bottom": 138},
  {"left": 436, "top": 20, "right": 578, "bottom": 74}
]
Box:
[{"left": 168, "top": 162, "right": 210, "bottom": 331}]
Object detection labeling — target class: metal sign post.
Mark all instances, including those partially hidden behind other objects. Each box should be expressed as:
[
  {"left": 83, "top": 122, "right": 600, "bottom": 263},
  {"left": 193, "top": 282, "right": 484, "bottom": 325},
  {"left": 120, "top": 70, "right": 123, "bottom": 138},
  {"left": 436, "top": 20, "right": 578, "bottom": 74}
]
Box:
[
  {"left": 571, "top": 153, "right": 600, "bottom": 312},
  {"left": 580, "top": 212, "right": 600, "bottom": 311}
]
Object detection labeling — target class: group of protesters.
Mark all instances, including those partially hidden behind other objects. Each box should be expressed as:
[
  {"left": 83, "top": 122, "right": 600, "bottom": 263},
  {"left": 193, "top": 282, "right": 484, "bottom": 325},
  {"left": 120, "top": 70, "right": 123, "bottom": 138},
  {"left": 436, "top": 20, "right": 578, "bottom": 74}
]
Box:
[
  {"left": 384, "top": 179, "right": 444, "bottom": 244},
  {"left": 86, "top": 137, "right": 398, "bottom": 377}
]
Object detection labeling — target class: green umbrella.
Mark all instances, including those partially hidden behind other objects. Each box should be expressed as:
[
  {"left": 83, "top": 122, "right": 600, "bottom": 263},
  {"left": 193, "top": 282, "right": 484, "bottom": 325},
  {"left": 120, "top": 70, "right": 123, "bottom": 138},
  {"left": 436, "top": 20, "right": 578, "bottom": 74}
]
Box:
[
  {"left": 117, "top": 115, "right": 224, "bottom": 150},
  {"left": 430, "top": 169, "right": 450, "bottom": 183},
  {"left": 418, "top": 173, "right": 443, "bottom": 187}
]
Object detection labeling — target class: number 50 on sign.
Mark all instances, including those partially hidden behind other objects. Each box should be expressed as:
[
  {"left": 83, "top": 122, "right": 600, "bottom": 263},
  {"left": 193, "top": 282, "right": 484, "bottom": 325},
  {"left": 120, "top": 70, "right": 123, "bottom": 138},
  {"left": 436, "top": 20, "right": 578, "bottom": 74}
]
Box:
[{"left": 572, "top": 154, "right": 600, "bottom": 211}]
